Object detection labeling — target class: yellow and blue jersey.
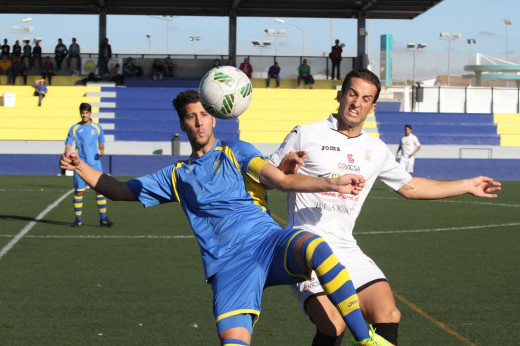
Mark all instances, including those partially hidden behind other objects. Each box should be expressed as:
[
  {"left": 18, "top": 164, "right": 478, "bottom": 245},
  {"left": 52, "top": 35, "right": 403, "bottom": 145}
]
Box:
[
  {"left": 65, "top": 121, "right": 105, "bottom": 165},
  {"left": 127, "top": 139, "right": 278, "bottom": 280}
]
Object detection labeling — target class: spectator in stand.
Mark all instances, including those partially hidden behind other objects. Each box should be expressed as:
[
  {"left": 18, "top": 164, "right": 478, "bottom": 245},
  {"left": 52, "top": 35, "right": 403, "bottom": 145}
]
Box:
[
  {"left": 213, "top": 58, "right": 221, "bottom": 68},
  {"left": 98, "top": 38, "right": 112, "bottom": 77},
  {"left": 329, "top": 39, "right": 343, "bottom": 80},
  {"left": 54, "top": 38, "right": 68, "bottom": 71},
  {"left": 164, "top": 58, "right": 175, "bottom": 77},
  {"left": 67, "top": 37, "right": 81, "bottom": 71},
  {"left": 151, "top": 59, "right": 165, "bottom": 80},
  {"left": 12, "top": 56, "right": 27, "bottom": 85},
  {"left": 41, "top": 56, "right": 55, "bottom": 85},
  {"left": 227, "top": 57, "right": 236, "bottom": 67},
  {"left": 239, "top": 57, "right": 253, "bottom": 78},
  {"left": 123, "top": 57, "right": 142, "bottom": 77},
  {"left": 32, "top": 41, "right": 42, "bottom": 69},
  {"left": 0, "top": 54, "right": 13, "bottom": 84},
  {"left": 34, "top": 79, "right": 48, "bottom": 107},
  {"left": 22, "top": 40, "right": 31, "bottom": 67},
  {"left": 109, "top": 63, "right": 124, "bottom": 86},
  {"left": 12, "top": 40, "right": 22, "bottom": 62},
  {"left": 1, "top": 39, "right": 9, "bottom": 58},
  {"left": 266, "top": 61, "right": 281, "bottom": 88},
  {"left": 297, "top": 58, "right": 314, "bottom": 89}
]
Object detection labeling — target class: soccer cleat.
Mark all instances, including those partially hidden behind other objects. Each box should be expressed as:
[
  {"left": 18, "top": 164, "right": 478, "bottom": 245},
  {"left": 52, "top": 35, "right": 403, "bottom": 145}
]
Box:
[
  {"left": 73, "top": 220, "right": 82, "bottom": 228},
  {"left": 352, "top": 325, "right": 394, "bottom": 346},
  {"left": 99, "top": 218, "right": 114, "bottom": 227}
]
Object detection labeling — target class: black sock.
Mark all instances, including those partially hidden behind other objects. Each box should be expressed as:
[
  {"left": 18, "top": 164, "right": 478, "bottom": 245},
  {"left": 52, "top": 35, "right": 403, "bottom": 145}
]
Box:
[
  {"left": 372, "top": 323, "right": 399, "bottom": 345},
  {"left": 311, "top": 330, "right": 344, "bottom": 346}
]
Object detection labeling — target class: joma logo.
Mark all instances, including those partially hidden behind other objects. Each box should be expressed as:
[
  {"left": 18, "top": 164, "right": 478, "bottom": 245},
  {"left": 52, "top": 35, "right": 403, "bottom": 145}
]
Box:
[{"left": 321, "top": 145, "right": 341, "bottom": 151}]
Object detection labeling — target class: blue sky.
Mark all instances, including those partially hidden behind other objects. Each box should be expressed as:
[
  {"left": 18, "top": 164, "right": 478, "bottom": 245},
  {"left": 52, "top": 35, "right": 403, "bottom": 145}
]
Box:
[{"left": 0, "top": 0, "right": 517, "bottom": 80}]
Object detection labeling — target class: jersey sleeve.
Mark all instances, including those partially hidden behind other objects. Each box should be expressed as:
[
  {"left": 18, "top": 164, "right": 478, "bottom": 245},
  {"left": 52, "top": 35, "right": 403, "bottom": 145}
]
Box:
[
  {"left": 414, "top": 135, "right": 421, "bottom": 147},
  {"left": 378, "top": 146, "right": 413, "bottom": 191},
  {"left": 98, "top": 125, "right": 105, "bottom": 145},
  {"left": 226, "top": 140, "right": 269, "bottom": 184},
  {"left": 65, "top": 125, "right": 75, "bottom": 145},
  {"left": 268, "top": 126, "right": 302, "bottom": 166},
  {"left": 126, "top": 165, "right": 177, "bottom": 207}
]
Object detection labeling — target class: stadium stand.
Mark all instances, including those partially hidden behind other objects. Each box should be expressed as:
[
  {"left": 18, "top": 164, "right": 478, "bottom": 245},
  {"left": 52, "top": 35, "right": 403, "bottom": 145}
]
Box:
[
  {"left": 97, "top": 86, "right": 238, "bottom": 142},
  {"left": 239, "top": 88, "right": 378, "bottom": 144},
  {"left": 494, "top": 113, "right": 520, "bottom": 146},
  {"left": 0, "top": 85, "right": 100, "bottom": 140},
  {"left": 376, "top": 111, "right": 501, "bottom": 146}
]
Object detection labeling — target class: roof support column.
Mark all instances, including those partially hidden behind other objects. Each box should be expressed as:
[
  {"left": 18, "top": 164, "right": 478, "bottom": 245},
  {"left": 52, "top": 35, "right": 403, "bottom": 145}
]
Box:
[
  {"left": 228, "top": 9, "right": 237, "bottom": 62},
  {"left": 356, "top": 13, "right": 368, "bottom": 69},
  {"left": 98, "top": 7, "right": 107, "bottom": 51}
]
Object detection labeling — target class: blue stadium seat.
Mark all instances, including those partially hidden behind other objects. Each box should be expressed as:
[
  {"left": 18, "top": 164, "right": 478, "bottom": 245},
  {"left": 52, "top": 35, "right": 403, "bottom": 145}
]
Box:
[{"left": 376, "top": 111, "right": 500, "bottom": 145}]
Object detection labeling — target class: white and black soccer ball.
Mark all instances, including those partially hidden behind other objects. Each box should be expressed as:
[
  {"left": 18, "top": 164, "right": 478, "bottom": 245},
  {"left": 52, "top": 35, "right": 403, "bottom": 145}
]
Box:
[{"left": 198, "top": 66, "right": 253, "bottom": 119}]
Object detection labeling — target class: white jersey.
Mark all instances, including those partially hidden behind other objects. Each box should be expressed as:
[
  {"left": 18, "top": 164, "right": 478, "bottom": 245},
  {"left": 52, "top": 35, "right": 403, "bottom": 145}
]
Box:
[
  {"left": 269, "top": 114, "right": 412, "bottom": 249},
  {"left": 399, "top": 133, "right": 421, "bottom": 157}
]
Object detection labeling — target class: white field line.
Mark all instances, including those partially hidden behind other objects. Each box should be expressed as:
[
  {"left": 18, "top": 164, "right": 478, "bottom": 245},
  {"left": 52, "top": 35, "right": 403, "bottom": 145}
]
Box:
[
  {"left": 0, "top": 189, "right": 74, "bottom": 261},
  {"left": 1, "top": 222, "right": 518, "bottom": 240}
]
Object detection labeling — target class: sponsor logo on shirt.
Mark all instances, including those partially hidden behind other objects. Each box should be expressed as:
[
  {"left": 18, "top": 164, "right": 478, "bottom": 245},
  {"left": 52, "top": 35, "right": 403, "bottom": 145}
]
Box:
[
  {"left": 314, "top": 201, "right": 355, "bottom": 214},
  {"left": 347, "top": 154, "right": 354, "bottom": 163},
  {"left": 214, "top": 160, "right": 222, "bottom": 174},
  {"left": 337, "top": 162, "right": 360, "bottom": 172},
  {"left": 321, "top": 145, "right": 341, "bottom": 151}
]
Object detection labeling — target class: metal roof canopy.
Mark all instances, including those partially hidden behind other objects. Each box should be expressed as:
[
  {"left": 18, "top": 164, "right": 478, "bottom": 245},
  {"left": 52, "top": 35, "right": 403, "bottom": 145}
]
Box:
[{"left": 0, "top": 0, "right": 444, "bottom": 68}]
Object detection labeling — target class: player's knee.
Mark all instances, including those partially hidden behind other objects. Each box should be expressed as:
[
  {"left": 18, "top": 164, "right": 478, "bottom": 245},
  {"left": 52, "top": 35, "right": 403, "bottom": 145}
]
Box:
[{"left": 374, "top": 306, "right": 400, "bottom": 323}]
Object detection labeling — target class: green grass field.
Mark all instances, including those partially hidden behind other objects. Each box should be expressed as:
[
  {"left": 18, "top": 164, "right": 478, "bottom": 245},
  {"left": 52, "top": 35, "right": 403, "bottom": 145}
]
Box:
[{"left": 1, "top": 175, "right": 519, "bottom": 345}]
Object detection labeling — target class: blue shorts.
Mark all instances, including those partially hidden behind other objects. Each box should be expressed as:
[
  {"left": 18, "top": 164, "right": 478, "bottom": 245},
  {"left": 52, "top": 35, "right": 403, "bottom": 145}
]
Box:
[
  {"left": 213, "top": 227, "right": 311, "bottom": 335},
  {"left": 74, "top": 156, "right": 102, "bottom": 190}
]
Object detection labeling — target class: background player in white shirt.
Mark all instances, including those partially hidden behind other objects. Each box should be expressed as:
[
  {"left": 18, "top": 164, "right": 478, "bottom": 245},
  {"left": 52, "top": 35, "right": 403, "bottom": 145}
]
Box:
[
  {"left": 396, "top": 124, "right": 421, "bottom": 173},
  {"left": 270, "top": 69, "right": 501, "bottom": 346}
]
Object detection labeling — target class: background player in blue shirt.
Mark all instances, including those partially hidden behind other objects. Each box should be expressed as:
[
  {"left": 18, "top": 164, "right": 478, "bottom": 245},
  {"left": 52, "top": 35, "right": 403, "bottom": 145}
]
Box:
[
  {"left": 60, "top": 91, "right": 392, "bottom": 346},
  {"left": 64, "top": 103, "right": 113, "bottom": 228}
]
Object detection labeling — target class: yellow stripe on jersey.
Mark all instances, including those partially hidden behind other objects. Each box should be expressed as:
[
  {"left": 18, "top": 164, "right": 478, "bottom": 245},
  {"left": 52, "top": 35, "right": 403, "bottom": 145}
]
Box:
[
  {"left": 321, "top": 269, "right": 352, "bottom": 295},
  {"left": 217, "top": 145, "right": 269, "bottom": 212},
  {"left": 171, "top": 161, "right": 184, "bottom": 204},
  {"left": 91, "top": 123, "right": 101, "bottom": 136},
  {"left": 71, "top": 124, "right": 81, "bottom": 139},
  {"left": 336, "top": 294, "right": 360, "bottom": 317}
]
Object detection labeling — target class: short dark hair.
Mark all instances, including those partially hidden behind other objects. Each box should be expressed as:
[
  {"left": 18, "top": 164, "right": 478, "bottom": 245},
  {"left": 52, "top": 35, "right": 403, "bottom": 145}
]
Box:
[
  {"left": 173, "top": 90, "right": 200, "bottom": 121},
  {"left": 341, "top": 69, "right": 381, "bottom": 103},
  {"left": 405, "top": 124, "right": 412, "bottom": 130},
  {"left": 79, "top": 103, "right": 92, "bottom": 113}
]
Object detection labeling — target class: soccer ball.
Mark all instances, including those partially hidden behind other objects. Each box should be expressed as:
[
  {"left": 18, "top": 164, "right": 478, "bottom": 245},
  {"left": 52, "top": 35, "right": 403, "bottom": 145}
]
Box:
[{"left": 198, "top": 66, "right": 253, "bottom": 119}]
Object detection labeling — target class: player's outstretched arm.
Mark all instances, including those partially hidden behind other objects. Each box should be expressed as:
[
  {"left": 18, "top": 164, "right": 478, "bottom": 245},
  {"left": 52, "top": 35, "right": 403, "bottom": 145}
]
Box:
[
  {"left": 260, "top": 162, "right": 365, "bottom": 195},
  {"left": 397, "top": 176, "right": 501, "bottom": 200},
  {"left": 60, "top": 152, "right": 137, "bottom": 201}
]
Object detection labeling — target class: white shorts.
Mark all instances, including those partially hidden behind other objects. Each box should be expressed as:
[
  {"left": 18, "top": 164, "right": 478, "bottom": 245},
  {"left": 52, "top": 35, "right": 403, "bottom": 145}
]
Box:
[
  {"left": 399, "top": 155, "right": 415, "bottom": 173},
  {"left": 291, "top": 245, "right": 386, "bottom": 309}
]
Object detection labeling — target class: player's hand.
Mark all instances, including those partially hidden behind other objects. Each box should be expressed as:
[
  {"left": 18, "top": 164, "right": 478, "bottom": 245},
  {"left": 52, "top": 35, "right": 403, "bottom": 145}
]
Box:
[
  {"left": 278, "top": 151, "right": 307, "bottom": 174},
  {"left": 335, "top": 174, "right": 365, "bottom": 195},
  {"left": 60, "top": 151, "right": 82, "bottom": 171},
  {"left": 468, "top": 176, "right": 501, "bottom": 198}
]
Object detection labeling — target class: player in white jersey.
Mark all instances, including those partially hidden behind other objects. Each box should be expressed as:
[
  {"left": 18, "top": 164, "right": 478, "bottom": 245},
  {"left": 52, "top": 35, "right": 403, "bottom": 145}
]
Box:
[
  {"left": 396, "top": 124, "right": 421, "bottom": 173},
  {"left": 269, "top": 69, "right": 501, "bottom": 346}
]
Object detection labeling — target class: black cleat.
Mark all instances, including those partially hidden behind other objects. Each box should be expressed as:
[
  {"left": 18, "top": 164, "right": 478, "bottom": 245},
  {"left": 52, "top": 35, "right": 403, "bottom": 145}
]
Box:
[
  {"left": 73, "top": 220, "right": 82, "bottom": 227},
  {"left": 99, "top": 218, "right": 114, "bottom": 227}
]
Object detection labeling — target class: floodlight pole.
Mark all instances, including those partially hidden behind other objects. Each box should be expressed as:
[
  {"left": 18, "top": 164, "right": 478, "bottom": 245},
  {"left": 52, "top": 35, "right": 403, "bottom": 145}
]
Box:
[{"left": 505, "top": 19, "right": 512, "bottom": 62}]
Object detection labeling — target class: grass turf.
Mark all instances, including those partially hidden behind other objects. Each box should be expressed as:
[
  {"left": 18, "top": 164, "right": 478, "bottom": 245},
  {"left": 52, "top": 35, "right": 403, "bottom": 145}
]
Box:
[{"left": 0, "top": 175, "right": 519, "bottom": 345}]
